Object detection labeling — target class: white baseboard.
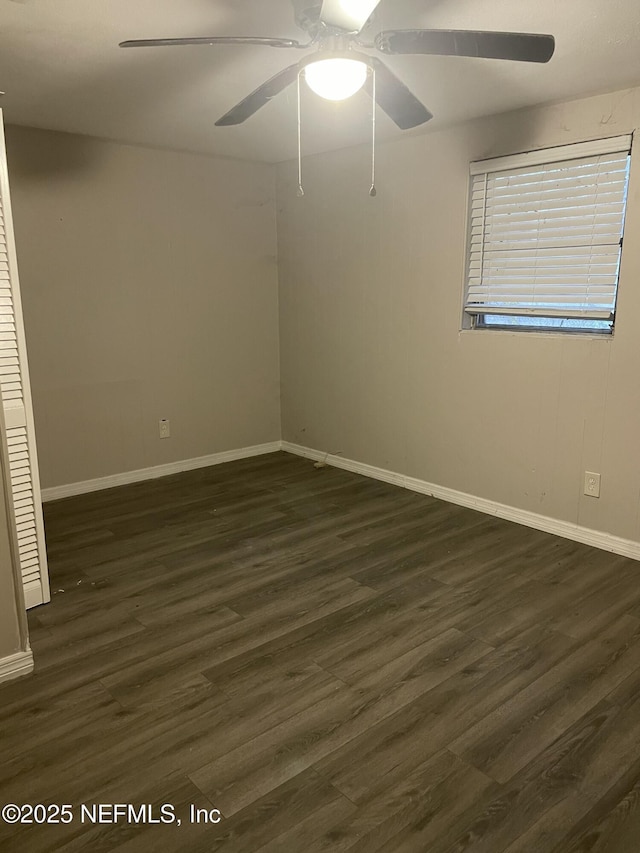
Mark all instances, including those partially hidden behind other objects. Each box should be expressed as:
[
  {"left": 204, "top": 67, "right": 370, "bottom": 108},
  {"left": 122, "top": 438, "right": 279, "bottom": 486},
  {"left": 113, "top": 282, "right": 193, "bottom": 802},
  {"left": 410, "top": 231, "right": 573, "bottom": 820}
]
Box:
[
  {"left": 0, "top": 649, "right": 34, "bottom": 684},
  {"left": 281, "top": 441, "right": 640, "bottom": 562},
  {"left": 40, "top": 437, "right": 640, "bottom": 562},
  {"left": 42, "top": 442, "right": 282, "bottom": 502}
]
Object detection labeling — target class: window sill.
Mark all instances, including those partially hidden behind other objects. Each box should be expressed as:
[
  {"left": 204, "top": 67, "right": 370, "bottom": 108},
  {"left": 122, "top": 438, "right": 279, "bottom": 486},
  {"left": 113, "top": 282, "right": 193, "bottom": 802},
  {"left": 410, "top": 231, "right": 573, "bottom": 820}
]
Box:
[{"left": 458, "top": 327, "right": 614, "bottom": 342}]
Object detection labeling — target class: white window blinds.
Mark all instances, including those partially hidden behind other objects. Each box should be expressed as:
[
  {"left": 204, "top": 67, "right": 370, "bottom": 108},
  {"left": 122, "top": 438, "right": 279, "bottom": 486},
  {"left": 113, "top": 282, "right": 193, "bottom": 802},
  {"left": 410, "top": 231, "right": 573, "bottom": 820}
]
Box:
[{"left": 465, "top": 135, "right": 632, "bottom": 323}]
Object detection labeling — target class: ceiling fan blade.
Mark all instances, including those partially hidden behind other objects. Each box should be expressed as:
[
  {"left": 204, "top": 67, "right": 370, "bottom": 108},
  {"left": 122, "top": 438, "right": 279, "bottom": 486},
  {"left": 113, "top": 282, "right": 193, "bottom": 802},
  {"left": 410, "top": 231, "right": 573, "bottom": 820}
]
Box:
[
  {"left": 215, "top": 63, "right": 300, "bottom": 126},
  {"left": 319, "top": 0, "right": 383, "bottom": 33},
  {"left": 365, "top": 57, "right": 432, "bottom": 130},
  {"left": 375, "top": 29, "right": 555, "bottom": 63},
  {"left": 119, "top": 36, "right": 306, "bottom": 49}
]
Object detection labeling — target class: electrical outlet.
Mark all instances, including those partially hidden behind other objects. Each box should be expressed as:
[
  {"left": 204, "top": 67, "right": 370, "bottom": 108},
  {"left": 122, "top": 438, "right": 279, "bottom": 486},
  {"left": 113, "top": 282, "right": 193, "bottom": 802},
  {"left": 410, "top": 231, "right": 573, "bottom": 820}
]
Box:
[
  {"left": 584, "top": 471, "right": 600, "bottom": 498},
  {"left": 159, "top": 419, "right": 170, "bottom": 439}
]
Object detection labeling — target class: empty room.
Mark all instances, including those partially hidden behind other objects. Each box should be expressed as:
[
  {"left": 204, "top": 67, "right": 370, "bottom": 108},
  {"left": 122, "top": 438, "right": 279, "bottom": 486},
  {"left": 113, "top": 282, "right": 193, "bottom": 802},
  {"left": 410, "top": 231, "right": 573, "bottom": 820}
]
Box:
[{"left": 2, "top": 0, "right": 640, "bottom": 850}]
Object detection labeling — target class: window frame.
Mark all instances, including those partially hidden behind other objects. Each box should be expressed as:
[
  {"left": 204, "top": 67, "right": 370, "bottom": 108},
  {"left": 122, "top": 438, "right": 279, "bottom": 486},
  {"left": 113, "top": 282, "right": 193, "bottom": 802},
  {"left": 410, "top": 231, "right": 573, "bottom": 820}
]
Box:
[{"left": 462, "top": 134, "right": 633, "bottom": 336}]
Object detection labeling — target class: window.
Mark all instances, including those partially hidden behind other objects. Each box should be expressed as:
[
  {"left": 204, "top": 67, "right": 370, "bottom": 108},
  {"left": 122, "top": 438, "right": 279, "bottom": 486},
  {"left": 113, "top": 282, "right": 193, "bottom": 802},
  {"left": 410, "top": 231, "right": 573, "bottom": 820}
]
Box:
[{"left": 464, "top": 135, "right": 632, "bottom": 334}]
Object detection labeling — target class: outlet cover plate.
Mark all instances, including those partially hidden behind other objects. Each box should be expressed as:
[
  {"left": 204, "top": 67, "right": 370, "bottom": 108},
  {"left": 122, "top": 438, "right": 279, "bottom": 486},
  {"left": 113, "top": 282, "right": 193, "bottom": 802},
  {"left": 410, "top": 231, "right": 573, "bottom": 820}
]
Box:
[{"left": 584, "top": 471, "right": 601, "bottom": 498}]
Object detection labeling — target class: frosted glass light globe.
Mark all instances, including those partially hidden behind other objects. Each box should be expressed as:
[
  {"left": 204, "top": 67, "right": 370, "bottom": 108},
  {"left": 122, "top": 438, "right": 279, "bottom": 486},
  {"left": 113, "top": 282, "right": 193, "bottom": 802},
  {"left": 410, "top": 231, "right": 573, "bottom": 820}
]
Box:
[{"left": 304, "top": 58, "right": 368, "bottom": 101}]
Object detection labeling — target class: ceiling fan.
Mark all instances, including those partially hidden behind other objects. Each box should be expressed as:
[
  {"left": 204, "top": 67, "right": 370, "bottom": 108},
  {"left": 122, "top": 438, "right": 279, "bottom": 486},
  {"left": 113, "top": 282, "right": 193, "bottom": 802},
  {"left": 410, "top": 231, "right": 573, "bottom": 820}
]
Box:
[{"left": 120, "top": 0, "right": 556, "bottom": 131}]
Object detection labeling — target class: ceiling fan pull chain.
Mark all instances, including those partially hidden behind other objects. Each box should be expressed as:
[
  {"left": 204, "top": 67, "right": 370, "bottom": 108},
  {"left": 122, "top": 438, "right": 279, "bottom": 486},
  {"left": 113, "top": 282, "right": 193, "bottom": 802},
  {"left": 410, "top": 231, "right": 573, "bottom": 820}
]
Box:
[
  {"left": 297, "top": 69, "right": 305, "bottom": 197},
  {"left": 370, "top": 66, "right": 377, "bottom": 197}
]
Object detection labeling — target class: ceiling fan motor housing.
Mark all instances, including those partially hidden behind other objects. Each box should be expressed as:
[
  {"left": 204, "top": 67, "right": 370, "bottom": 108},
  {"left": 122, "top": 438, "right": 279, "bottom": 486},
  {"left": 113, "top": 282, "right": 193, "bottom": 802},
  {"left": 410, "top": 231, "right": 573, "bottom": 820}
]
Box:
[
  {"left": 292, "top": 0, "right": 374, "bottom": 36},
  {"left": 299, "top": 44, "right": 370, "bottom": 70},
  {"left": 292, "top": 0, "right": 324, "bottom": 34}
]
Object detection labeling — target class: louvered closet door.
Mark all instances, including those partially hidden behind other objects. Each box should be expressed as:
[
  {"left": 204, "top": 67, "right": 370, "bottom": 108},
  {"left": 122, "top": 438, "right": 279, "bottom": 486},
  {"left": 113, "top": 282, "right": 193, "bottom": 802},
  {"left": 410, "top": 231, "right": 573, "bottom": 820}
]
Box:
[{"left": 0, "top": 111, "right": 49, "bottom": 609}]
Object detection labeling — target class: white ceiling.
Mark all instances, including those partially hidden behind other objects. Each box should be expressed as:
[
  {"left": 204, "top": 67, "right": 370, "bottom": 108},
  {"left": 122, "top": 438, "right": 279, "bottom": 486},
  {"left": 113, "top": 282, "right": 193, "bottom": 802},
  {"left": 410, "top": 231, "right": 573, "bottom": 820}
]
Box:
[{"left": 0, "top": 0, "right": 639, "bottom": 163}]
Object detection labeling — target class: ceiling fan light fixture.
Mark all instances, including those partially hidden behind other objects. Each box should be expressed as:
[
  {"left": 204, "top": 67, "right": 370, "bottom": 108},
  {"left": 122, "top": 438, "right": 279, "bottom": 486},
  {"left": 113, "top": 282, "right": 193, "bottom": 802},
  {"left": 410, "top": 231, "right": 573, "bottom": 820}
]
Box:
[{"left": 304, "top": 57, "right": 368, "bottom": 101}]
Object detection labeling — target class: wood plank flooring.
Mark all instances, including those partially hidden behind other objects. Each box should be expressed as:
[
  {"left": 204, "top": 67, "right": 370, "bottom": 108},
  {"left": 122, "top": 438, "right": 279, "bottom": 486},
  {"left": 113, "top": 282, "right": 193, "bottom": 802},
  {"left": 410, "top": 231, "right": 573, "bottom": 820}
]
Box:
[{"left": 2, "top": 451, "right": 640, "bottom": 851}]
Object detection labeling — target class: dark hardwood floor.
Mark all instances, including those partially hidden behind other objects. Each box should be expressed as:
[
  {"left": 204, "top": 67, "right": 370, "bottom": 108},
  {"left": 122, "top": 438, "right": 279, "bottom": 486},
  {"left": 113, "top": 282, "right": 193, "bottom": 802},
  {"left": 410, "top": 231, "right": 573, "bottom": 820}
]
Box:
[{"left": 2, "top": 451, "right": 640, "bottom": 851}]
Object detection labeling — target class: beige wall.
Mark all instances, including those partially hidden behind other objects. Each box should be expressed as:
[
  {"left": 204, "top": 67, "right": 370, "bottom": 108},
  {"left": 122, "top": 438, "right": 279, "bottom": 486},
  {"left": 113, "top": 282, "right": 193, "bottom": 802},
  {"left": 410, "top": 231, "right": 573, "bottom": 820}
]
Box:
[
  {"left": 5, "top": 126, "right": 281, "bottom": 489},
  {"left": 277, "top": 86, "right": 640, "bottom": 543}
]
